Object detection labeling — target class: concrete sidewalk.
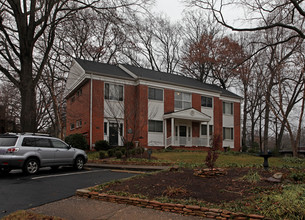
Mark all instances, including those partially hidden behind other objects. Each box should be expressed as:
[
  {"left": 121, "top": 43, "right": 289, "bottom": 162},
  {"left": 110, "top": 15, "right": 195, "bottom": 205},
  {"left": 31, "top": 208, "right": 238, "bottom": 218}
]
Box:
[{"left": 31, "top": 196, "right": 209, "bottom": 220}]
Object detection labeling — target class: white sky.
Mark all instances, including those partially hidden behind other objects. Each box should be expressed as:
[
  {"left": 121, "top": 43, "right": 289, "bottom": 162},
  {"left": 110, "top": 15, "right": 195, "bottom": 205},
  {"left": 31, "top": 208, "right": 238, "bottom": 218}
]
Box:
[{"left": 153, "top": 0, "right": 184, "bottom": 21}]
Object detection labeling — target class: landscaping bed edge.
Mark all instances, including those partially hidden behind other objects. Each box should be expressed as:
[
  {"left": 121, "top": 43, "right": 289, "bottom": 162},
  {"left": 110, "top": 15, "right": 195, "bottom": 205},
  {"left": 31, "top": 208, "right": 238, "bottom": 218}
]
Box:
[{"left": 76, "top": 189, "right": 268, "bottom": 220}]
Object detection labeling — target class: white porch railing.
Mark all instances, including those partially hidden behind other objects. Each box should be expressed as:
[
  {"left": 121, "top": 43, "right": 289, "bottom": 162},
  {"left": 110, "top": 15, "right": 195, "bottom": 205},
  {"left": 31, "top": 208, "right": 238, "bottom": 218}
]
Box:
[{"left": 166, "top": 136, "right": 208, "bottom": 147}]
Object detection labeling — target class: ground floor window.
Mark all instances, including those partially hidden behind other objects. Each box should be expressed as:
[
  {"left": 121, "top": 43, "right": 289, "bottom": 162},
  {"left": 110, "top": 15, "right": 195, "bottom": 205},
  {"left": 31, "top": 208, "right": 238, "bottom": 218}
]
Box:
[
  {"left": 201, "top": 124, "right": 213, "bottom": 135},
  {"left": 223, "top": 127, "right": 234, "bottom": 140},
  {"left": 148, "top": 120, "right": 163, "bottom": 132}
]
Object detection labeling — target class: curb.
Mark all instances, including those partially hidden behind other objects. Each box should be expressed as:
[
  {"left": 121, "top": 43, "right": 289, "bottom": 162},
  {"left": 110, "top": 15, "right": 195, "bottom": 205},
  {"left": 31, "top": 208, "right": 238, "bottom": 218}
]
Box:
[
  {"left": 76, "top": 190, "right": 267, "bottom": 220},
  {"left": 85, "top": 163, "right": 170, "bottom": 172}
]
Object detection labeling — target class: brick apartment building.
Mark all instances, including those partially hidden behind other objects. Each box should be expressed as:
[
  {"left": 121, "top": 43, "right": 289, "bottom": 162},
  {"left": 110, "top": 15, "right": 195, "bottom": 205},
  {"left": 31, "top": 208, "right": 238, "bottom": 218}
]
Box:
[{"left": 65, "top": 59, "right": 242, "bottom": 151}]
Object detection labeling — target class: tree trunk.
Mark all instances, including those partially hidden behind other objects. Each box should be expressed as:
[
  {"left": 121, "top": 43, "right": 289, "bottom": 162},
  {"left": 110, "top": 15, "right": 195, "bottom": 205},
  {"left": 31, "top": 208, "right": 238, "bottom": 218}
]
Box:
[
  {"left": 242, "top": 87, "right": 248, "bottom": 151},
  {"left": 19, "top": 58, "right": 37, "bottom": 133}
]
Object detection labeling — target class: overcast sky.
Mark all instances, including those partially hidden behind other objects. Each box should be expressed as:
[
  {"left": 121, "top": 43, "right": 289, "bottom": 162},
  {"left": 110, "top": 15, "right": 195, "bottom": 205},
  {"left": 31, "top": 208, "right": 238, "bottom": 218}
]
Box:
[{"left": 154, "top": 0, "right": 185, "bottom": 21}]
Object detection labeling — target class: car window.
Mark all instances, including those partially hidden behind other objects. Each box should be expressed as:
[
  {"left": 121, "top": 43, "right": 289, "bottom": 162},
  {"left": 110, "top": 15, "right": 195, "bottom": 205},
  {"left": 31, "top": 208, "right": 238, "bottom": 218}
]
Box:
[
  {"left": 0, "top": 137, "right": 18, "bottom": 146},
  {"left": 22, "top": 137, "right": 52, "bottom": 148},
  {"left": 22, "top": 137, "right": 38, "bottom": 147},
  {"left": 36, "top": 138, "right": 52, "bottom": 148},
  {"left": 50, "top": 139, "right": 68, "bottom": 149}
]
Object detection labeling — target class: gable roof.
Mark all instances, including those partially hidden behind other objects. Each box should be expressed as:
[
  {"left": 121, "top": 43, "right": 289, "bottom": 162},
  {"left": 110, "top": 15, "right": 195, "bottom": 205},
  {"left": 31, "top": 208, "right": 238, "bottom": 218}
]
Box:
[
  {"left": 121, "top": 64, "right": 241, "bottom": 99},
  {"left": 73, "top": 58, "right": 241, "bottom": 99},
  {"left": 75, "top": 58, "right": 133, "bottom": 80}
]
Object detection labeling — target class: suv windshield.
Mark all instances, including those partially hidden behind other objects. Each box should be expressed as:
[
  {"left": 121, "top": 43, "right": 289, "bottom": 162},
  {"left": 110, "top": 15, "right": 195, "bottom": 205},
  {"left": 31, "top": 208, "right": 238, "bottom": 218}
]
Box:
[{"left": 0, "top": 137, "right": 18, "bottom": 146}]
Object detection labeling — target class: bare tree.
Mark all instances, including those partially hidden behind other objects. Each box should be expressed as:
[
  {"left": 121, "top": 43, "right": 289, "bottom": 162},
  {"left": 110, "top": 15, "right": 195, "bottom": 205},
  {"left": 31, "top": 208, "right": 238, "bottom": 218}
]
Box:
[
  {"left": 0, "top": 0, "right": 151, "bottom": 133},
  {"left": 124, "top": 14, "right": 182, "bottom": 73},
  {"left": 187, "top": 0, "right": 305, "bottom": 41}
]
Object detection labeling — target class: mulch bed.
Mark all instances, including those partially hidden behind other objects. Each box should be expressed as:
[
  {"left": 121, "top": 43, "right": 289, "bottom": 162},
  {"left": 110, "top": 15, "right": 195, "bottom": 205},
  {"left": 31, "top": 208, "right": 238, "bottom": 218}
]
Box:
[{"left": 98, "top": 167, "right": 292, "bottom": 204}]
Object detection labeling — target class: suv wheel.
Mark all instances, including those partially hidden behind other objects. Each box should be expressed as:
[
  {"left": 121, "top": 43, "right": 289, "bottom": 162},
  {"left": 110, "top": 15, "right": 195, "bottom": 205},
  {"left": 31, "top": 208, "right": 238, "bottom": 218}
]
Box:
[
  {"left": 23, "top": 158, "right": 39, "bottom": 175},
  {"left": 74, "top": 156, "right": 84, "bottom": 170}
]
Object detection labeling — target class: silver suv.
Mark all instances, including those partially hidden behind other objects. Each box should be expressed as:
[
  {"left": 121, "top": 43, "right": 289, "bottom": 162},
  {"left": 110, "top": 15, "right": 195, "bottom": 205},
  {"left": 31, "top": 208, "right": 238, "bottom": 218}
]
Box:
[{"left": 0, "top": 133, "right": 88, "bottom": 175}]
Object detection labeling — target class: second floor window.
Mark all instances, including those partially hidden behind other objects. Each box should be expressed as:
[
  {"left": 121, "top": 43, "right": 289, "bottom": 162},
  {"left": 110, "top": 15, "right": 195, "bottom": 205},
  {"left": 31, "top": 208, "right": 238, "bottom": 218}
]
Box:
[
  {"left": 148, "top": 88, "right": 163, "bottom": 101},
  {"left": 105, "top": 83, "right": 123, "bottom": 101},
  {"left": 223, "top": 102, "right": 233, "bottom": 115},
  {"left": 175, "top": 92, "right": 191, "bottom": 110},
  {"left": 201, "top": 96, "right": 213, "bottom": 108}
]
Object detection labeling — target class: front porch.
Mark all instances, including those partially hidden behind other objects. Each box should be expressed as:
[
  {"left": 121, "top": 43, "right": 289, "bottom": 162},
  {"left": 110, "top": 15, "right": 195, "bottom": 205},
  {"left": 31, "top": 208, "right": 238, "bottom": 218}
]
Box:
[
  {"left": 166, "top": 136, "right": 208, "bottom": 147},
  {"left": 163, "top": 108, "right": 211, "bottom": 148}
]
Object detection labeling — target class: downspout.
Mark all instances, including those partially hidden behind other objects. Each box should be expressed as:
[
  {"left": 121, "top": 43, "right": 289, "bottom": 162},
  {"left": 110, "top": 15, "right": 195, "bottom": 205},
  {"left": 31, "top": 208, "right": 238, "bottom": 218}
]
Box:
[{"left": 90, "top": 74, "right": 93, "bottom": 150}]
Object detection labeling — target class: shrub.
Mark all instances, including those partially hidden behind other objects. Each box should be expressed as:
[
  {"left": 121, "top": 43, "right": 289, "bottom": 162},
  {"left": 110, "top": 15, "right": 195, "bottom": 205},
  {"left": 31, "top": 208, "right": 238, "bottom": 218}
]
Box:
[
  {"left": 260, "top": 184, "right": 305, "bottom": 219},
  {"left": 118, "top": 147, "right": 126, "bottom": 155},
  {"left": 241, "top": 170, "right": 261, "bottom": 183},
  {"left": 135, "top": 147, "right": 142, "bottom": 155},
  {"left": 99, "top": 151, "right": 106, "bottom": 159},
  {"left": 115, "top": 151, "right": 123, "bottom": 159},
  {"left": 95, "top": 140, "right": 110, "bottom": 151},
  {"left": 65, "top": 133, "right": 88, "bottom": 150},
  {"left": 107, "top": 149, "right": 115, "bottom": 157},
  {"left": 129, "top": 149, "right": 136, "bottom": 155},
  {"left": 205, "top": 134, "right": 221, "bottom": 170},
  {"left": 124, "top": 141, "right": 134, "bottom": 149},
  {"left": 290, "top": 172, "right": 305, "bottom": 182}
]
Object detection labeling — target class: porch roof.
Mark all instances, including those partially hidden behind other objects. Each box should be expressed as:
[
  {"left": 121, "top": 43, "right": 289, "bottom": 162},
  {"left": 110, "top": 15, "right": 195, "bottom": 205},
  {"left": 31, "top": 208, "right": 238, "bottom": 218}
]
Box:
[{"left": 163, "top": 108, "right": 211, "bottom": 122}]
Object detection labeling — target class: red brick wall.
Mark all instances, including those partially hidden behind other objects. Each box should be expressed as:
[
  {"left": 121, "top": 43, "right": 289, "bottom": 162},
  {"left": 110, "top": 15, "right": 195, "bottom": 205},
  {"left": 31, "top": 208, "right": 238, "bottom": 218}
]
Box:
[
  {"left": 91, "top": 80, "right": 104, "bottom": 145},
  {"left": 192, "top": 93, "right": 201, "bottom": 111},
  {"left": 164, "top": 89, "right": 174, "bottom": 113},
  {"left": 166, "top": 120, "right": 171, "bottom": 138},
  {"left": 213, "top": 97, "right": 223, "bottom": 148},
  {"left": 192, "top": 122, "right": 200, "bottom": 138},
  {"left": 234, "top": 102, "right": 241, "bottom": 151},
  {"left": 124, "top": 85, "right": 136, "bottom": 143},
  {"left": 136, "top": 85, "right": 148, "bottom": 147},
  {"left": 66, "top": 81, "right": 90, "bottom": 143},
  {"left": 164, "top": 89, "right": 174, "bottom": 138}
]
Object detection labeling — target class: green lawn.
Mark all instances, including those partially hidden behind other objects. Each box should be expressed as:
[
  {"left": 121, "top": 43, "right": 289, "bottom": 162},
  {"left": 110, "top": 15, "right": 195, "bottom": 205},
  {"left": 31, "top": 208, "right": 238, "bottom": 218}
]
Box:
[
  {"left": 153, "top": 151, "right": 305, "bottom": 168},
  {"left": 87, "top": 149, "right": 305, "bottom": 168}
]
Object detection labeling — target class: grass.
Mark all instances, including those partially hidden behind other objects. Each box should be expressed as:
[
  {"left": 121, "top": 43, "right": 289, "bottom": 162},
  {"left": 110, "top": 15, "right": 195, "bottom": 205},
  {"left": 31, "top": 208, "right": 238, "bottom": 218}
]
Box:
[
  {"left": 88, "top": 149, "right": 305, "bottom": 168},
  {"left": 153, "top": 151, "right": 305, "bottom": 168}
]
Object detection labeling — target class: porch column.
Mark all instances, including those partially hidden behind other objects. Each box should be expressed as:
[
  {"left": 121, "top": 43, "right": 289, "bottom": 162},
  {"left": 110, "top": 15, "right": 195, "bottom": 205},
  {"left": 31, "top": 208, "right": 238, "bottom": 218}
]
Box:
[
  {"left": 164, "top": 119, "right": 167, "bottom": 148},
  {"left": 207, "top": 121, "right": 210, "bottom": 147},
  {"left": 171, "top": 118, "right": 175, "bottom": 146}
]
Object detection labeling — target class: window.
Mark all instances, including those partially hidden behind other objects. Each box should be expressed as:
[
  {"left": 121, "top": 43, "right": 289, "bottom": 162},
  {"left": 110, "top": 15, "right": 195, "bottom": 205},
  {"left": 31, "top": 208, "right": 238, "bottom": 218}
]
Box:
[
  {"left": 148, "top": 120, "right": 163, "bottom": 132},
  {"left": 119, "top": 123, "right": 123, "bottom": 135},
  {"left": 76, "top": 120, "right": 82, "bottom": 128},
  {"left": 148, "top": 88, "right": 163, "bottom": 101},
  {"left": 105, "top": 83, "right": 123, "bottom": 101},
  {"left": 0, "top": 137, "right": 17, "bottom": 146},
  {"left": 174, "top": 92, "right": 191, "bottom": 110},
  {"left": 223, "top": 102, "right": 233, "bottom": 115},
  {"left": 22, "top": 138, "right": 52, "bottom": 148},
  {"left": 223, "top": 127, "right": 234, "bottom": 140},
  {"left": 104, "top": 122, "right": 107, "bottom": 135},
  {"left": 70, "top": 123, "right": 75, "bottom": 130},
  {"left": 50, "top": 139, "right": 68, "bottom": 148},
  {"left": 71, "top": 96, "right": 75, "bottom": 103},
  {"left": 201, "top": 125, "right": 213, "bottom": 135},
  {"left": 201, "top": 96, "right": 213, "bottom": 108},
  {"left": 77, "top": 88, "right": 82, "bottom": 97}
]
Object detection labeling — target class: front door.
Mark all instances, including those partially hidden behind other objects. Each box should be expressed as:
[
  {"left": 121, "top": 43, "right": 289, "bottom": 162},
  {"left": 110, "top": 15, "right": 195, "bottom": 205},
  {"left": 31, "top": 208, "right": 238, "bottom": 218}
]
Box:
[
  {"left": 179, "top": 126, "right": 187, "bottom": 146},
  {"left": 109, "top": 123, "right": 119, "bottom": 146}
]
